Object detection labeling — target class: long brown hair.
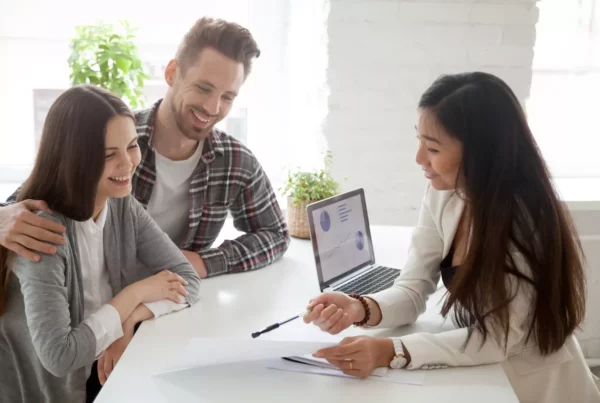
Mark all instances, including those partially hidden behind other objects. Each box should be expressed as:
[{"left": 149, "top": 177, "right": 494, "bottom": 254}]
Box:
[
  {"left": 419, "top": 72, "right": 586, "bottom": 355},
  {"left": 0, "top": 85, "right": 133, "bottom": 315}
]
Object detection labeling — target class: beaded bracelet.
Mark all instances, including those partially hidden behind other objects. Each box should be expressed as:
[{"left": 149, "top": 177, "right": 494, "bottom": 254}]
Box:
[{"left": 349, "top": 293, "right": 370, "bottom": 327}]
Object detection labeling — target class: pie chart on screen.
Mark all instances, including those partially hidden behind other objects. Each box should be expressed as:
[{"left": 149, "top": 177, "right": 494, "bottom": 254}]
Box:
[
  {"left": 356, "top": 231, "right": 365, "bottom": 250},
  {"left": 320, "top": 211, "right": 331, "bottom": 232}
]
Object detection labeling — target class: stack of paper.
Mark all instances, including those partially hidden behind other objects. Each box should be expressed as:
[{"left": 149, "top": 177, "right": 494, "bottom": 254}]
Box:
[
  {"left": 282, "top": 355, "right": 389, "bottom": 376},
  {"left": 267, "top": 357, "right": 425, "bottom": 385}
]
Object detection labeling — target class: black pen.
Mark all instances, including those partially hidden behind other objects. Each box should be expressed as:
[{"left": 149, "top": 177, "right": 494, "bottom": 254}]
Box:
[{"left": 251, "top": 310, "right": 312, "bottom": 338}]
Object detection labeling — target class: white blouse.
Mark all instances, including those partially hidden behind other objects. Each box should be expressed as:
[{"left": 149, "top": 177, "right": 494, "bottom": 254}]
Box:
[{"left": 77, "top": 202, "right": 188, "bottom": 376}]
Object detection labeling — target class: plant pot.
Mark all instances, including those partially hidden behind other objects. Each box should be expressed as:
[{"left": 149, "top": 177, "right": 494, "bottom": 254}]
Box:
[{"left": 287, "top": 197, "right": 311, "bottom": 239}]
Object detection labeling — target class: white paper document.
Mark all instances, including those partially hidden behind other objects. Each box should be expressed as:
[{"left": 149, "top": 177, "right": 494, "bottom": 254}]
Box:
[
  {"left": 283, "top": 355, "right": 389, "bottom": 376},
  {"left": 266, "top": 358, "right": 426, "bottom": 385},
  {"left": 153, "top": 338, "right": 336, "bottom": 375}
]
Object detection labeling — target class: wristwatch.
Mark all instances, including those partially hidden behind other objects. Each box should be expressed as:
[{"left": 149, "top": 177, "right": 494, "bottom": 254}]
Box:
[{"left": 389, "top": 339, "right": 409, "bottom": 369}]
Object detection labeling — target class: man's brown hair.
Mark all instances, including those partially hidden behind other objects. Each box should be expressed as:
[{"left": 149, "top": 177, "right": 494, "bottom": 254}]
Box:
[{"left": 176, "top": 17, "right": 260, "bottom": 78}]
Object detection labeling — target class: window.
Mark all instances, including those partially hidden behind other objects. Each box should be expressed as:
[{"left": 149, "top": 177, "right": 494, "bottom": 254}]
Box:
[
  {"left": 527, "top": 0, "right": 600, "bottom": 178},
  {"left": 0, "top": 0, "right": 323, "bottom": 200}
]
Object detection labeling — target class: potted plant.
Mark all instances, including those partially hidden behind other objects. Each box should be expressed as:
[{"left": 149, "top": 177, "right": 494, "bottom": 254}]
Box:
[
  {"left": 67, "top": 20, "right": 149, "bottom": 109},
  {"left": 280, "top": 152, "right": 343, "bottom": 239}
]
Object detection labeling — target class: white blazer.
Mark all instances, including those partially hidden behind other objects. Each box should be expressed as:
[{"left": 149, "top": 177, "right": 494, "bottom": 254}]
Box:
[{"left": 368, "top": 184, "right": 600, "bottom": 403}]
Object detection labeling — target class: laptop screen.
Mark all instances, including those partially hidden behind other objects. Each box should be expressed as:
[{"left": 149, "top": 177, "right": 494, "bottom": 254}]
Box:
[{"left": 306, "top": 189, "right": 375, "bottom": 288}]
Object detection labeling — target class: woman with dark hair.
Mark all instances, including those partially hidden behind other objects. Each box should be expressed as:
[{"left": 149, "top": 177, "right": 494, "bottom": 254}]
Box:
[
  {"left": 0, "top": 85, "right": 201, "bottom": 402},
  {"left": 303, "top": 72, "right": 600, "bottom": 402}
]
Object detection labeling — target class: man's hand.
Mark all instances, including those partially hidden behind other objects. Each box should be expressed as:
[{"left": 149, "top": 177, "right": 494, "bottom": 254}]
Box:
[
  {"left": 181, "top": 249, "right": 208, "bottom": 278},
  {"left": 0, "top": 200, "right": 66, "bottom": 262},
  {"left": 97, "top": 322, "right": 135, "bottom": 385}
]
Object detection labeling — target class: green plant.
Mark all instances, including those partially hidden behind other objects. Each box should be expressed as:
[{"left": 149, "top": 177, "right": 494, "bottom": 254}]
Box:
[
  {"left": 280, "top": 152, "right": 344, "bottom": 205},
  {"left": 68, "top": 20, "right": 149, "bottom": 109}
]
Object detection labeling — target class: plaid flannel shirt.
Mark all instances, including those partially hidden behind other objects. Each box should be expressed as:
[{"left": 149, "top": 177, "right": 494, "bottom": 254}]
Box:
[
  {"left": 2, "top": 100, "right": 290, "bottom": 278},
  {"left": 132, "top": 100, "right": 290, "bottom": 277}
]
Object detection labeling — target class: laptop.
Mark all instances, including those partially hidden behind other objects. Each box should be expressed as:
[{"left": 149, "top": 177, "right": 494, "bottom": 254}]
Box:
[{"left": 306, "top": 188, "right": 401, "bottom": 294}]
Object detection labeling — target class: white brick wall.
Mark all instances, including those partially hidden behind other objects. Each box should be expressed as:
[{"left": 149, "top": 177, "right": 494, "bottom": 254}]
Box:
[{"left": 325, "top": 0, "right": 539, "bottom": 225}]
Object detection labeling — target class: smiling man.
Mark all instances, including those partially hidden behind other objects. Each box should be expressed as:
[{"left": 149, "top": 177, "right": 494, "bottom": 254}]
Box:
[
  {"left": 132, "top": 17, "right": 290, "bottom": 278},
  {"left": 0, "top": 17, "right": 290, "bottom": 279}
]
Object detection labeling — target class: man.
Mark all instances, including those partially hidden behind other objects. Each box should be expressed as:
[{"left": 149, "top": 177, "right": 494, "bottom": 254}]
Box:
[{"left": 0, "top": 17, "right": 290, "bottom": 278}]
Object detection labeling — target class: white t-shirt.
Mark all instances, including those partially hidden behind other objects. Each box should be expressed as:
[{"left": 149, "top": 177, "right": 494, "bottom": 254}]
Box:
[{"left": 146, "top": 141, "right": 204, "bottom": 246}]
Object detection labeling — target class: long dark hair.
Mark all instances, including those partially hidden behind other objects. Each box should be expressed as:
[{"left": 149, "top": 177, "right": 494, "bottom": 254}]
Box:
[
  {"left": 420, "top": 72, "right": 586, "bottom": 355},
  {"left": 0, "top": 85, "right": 133, "bottom": 315}
]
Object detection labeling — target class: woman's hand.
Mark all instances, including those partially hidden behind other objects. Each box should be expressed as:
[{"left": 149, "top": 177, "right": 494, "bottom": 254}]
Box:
[
  {"left": 109, "top": 270, "right": 188, "bottom": 324},
  {"left": 97, "top": 304, "right": 154, "bottom": 385},
  {"left": 302, "top": 292, "right": 365, "bottom": 334},
  {"left": 313, "top": 336, "right": 396, "bottom": 378},
  {"left": 129, "top": 270, "right": 189, "bottom": 304},
  {"left": 97, "top": 322, "right": 135, "bottom": 385}
]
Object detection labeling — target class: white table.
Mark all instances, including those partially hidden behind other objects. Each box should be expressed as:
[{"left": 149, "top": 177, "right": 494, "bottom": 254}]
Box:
[{"left": 95, "top": 226, "right": 518, "bottom": 403}]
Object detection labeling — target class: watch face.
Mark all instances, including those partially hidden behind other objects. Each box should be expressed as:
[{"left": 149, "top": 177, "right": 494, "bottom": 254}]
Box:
[{"left": 390, "top": 355, "right": 407, "bottom": 369}]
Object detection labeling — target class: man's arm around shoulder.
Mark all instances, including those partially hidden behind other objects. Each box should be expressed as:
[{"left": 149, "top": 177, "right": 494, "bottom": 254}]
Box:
[{"left": 0, "top": 200, "right": 66, "bottom": 262}]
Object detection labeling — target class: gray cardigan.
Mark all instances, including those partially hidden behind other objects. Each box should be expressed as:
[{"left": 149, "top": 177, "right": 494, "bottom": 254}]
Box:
[{"left": 0, "top": 195, "right": 201, "bottom": 403}]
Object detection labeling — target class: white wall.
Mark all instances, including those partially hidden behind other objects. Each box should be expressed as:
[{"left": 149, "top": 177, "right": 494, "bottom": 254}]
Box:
[
  {"left": 325, "top": 0, "right": 539, "bottom": 226},
  {"left": 0, "top": 0, "right": 294, "bottom": 187}
]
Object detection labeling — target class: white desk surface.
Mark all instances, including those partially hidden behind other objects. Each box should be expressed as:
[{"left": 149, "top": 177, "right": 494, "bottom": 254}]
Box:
[{"left": 95, "top": 225, "right": 518, "bottom": 403}]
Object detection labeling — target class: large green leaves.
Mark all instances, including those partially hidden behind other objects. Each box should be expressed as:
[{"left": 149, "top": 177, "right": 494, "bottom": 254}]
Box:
[{"left": 68, "top": 20, "right": 149, "bottom": 109}]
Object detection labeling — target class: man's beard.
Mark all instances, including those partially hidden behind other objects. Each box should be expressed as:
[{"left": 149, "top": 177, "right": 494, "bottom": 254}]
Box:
[{"left": 170, "top": 99, "right": 213, "bottom": 141}]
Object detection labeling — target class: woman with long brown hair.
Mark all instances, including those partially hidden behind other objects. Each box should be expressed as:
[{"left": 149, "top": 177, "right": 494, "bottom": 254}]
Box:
[
  {"left": 303, "top": 72, "right": 599, "bottom": 402},
  {"left": 0, "top": 85, "right": 201, "bottom": 402}
]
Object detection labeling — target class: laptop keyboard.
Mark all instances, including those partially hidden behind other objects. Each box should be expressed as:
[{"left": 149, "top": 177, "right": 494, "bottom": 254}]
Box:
[{"left": 335, "top": 266, "right": 400, "bottom": 294}]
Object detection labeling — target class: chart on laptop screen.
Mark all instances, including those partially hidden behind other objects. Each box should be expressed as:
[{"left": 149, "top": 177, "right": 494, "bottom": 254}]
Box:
[{"left": 311, "top": 194, "right": 372, "bottom": 283}]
